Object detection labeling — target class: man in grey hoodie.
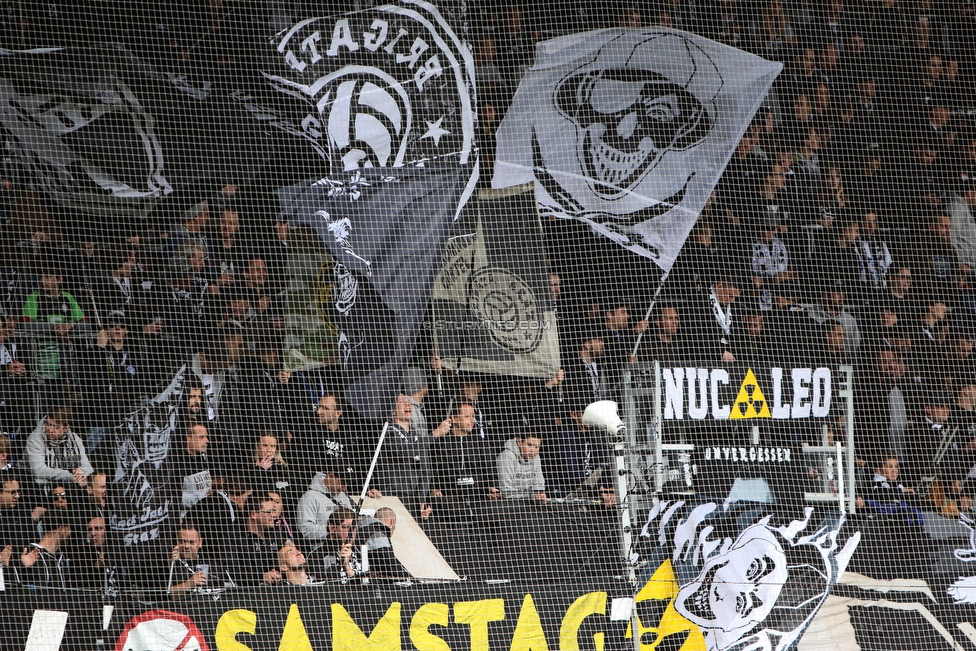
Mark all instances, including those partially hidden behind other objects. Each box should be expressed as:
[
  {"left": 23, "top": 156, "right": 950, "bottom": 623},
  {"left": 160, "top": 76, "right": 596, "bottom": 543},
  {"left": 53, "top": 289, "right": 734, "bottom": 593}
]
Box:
[
  {"left": 496, "top": 435, "right": 547, "bottom": 504},
  {"left": 296, "top": 461, "right": 354, "bottom": 542},
  {"left": 25, "top": 405, "right": 93, "bottom": 491}
]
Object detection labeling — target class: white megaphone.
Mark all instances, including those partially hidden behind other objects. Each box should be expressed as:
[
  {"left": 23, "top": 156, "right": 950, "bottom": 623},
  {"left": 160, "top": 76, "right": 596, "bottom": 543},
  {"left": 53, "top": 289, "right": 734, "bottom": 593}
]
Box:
[{"left": 582, "top": 400, "right": 626, "bottom": 443}]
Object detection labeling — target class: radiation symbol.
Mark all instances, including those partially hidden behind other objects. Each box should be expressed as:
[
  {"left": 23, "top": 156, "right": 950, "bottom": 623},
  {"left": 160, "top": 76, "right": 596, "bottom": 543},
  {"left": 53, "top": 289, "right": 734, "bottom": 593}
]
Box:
[
  {"left": 730, "top": 368, "right": 771, "bottom": 419},
  {"left": 627, "top": 560, "right": 706, "bottom": 651}
]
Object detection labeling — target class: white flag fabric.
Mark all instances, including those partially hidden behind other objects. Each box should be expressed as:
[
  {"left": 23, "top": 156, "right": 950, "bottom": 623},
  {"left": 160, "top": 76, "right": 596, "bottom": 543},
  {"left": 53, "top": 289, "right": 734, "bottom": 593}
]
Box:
[{"left": 492, "top": 28, "right": 782, "bottom": 272}]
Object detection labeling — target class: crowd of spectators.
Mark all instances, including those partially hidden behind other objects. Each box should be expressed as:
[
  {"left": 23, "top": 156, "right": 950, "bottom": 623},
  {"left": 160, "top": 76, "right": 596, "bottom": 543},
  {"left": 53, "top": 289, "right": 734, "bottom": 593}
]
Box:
[{"left": 0, "top": 0, "right": 975, "bottom": 594}]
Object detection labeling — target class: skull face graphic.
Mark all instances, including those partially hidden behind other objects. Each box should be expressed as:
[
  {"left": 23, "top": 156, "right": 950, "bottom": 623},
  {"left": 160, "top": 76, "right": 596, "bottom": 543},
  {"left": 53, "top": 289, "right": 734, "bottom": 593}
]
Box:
[
  {"left": 553, "top": 33, "right": 721, "bottom": 201},
  {"left": 556, "top": 69, "right": 710, "bottom": 197},
  {"left": 675, "top": 524, "right": 788, "bottom": 636}
]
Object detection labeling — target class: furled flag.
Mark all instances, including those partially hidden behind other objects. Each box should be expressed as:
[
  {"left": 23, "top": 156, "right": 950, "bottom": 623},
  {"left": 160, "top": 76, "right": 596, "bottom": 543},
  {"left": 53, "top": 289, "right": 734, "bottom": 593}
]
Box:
[
  {"left": 492, "top": 28, "right": 782, "bottom": 271},
  {"left": 277, "top": 165, "right": 468, "bottom": 421},
  {"left": 432, "top": 184, "right": 560, "bottom": 379},
  {"left": 108, "top": 364, "right": 184, "bottom": 574}
]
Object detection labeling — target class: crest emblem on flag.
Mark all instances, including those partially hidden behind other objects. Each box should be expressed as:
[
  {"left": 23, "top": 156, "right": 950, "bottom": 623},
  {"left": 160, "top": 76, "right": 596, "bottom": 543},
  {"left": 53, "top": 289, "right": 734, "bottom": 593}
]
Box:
[{"left": 263, "top": 1, "right": 476, "bottom": 176}]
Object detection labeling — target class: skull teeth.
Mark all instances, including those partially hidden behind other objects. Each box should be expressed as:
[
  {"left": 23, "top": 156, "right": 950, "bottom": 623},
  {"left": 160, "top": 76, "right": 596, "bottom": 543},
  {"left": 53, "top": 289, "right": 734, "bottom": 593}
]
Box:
[{"left": 587, "top": 135, "right": 655, "bottom": 187}]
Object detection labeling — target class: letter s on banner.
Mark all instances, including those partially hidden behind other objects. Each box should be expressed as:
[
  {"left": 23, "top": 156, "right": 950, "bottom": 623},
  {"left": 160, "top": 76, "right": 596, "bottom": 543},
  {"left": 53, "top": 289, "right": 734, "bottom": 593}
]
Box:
[
  {"left": 215, "top": 610, "right": 256, "bottom": 651},
  {"left": 560, "top": 592, "right": 607, "bottom": 651}
]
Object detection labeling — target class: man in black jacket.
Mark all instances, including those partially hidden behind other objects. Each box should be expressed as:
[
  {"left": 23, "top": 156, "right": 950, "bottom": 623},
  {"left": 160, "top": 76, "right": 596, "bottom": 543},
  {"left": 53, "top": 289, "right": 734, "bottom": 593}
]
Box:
[
  {"left": 17, "top": 509, "right": 73, "bottom": 590},
  {"left": 430, "top": 403, "right": 498, "bottom": 517}
]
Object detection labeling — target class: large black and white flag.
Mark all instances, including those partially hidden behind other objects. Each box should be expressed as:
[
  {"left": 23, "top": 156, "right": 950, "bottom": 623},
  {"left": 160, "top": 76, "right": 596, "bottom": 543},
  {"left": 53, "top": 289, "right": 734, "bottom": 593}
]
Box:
[
  {"left": 277, "top": 166, "right": 466, "bottom": 421},
  {"left": 0, "top": 45, "right": 264, "bottom": 219},
  {"left": 492, "top": 29, "right": 781, "bottom": 271},
  {"left": 432, "top": 184, "right": 559, "bottom": 378}
]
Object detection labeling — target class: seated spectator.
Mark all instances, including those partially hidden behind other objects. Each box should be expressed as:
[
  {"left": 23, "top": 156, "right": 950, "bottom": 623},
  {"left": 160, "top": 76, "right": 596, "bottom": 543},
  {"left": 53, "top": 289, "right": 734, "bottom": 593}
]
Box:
[
  {"left": 318, "top": 507, "right": 363, "bottom": 581},
  {"left": 165, "top": 422, "right": 214, "bottom": 518},
  {"left": 74, "top": 514, "right": 121, "bottom": 596},
  {"left": 235, "top": 335, "right": 296, "bottom": 442},
  {"left": 25, "top": 406, "right": 93, "bottom": 491},
  {"left": 922, "top": 212, "right": 968, "bottom": 303},
  {"left": 276, "top": 539, "right": 320, "bottom": 586},
  {"left": 563, "top": 332, "right": 608, "bottom": 410},
  {"left": 163, "top": 196, "right": 213, "bottom": 273},
  {"left": 165, "top": 239, "right": 218, "bottom": 348},
  {"left": 357, "top": 507, "right": 409, "bottom": 579},
  {"left": 645, "top": 305, "right": 684, "bottom": 367},
  {"left": 242, "top": 255, "right": 282, "bottom": 330},
  {"left": 855, "top": 456, "right": 924, "bottom": 527},
  {"left": 496, "top": 434, "right": 546, "bottom": 504},
  {"left": 265, "top": 490, "right": 294, "bottom": 542},
  {"left": 747, "top": 214, "right": 799, "bottom": 311},
  {"left": 85, "top": 471, "right": 108, "bottom": 515},
  {"left": 0, "top": 315, "right": 30, "bottom": 435},
  {"left": 688, "top": 273, "right": 744, "bottom": 364},
  {"left": 167, "top": 521, "right": 226, "bottom": 597},
  {"left": 805, "top": 278, "right": 861, "bottom": 355},
  {"left": 855, "top": 208, "right": 894, "bottom": 304},
  {"left": 83, "top": 310, "right": 146, "bottom": 460},
  {"left": 297, "top": 462, "right": 354, "bottom": 542},
  {"left": 872, "top": 456, "right": 916, "bottom": 497},
  {"left": 92, "top": 245, "right": 158, "bottom": 337},
  {"left": 904, "top": 387, "right": 953, "bottom": 489},
  {"left": 291, "top": 391, "right": 365, "bottom": 495},
  {"left": 0, "top": 471, "right": 34, "bottom": 563},
  {"left": 231, "top": 490, "right": 286, "bottom": 586},
  {"left": 18, "top": 509, "right": 73, "bottom": 589},
  {"left": 211, "top": 206, "right": 247, "bottom": 290},
  {"left": 247, "top": 432, "right": 293, "bottom": 506},
  {"left": 186, "top": 476, "right": 251, "bottom": 569},
  {"left": 0, "top": 434, "right": 12, "bottom": 472},
  {"left": 600, "top": 298, "right": 649, "bottom": 400}
]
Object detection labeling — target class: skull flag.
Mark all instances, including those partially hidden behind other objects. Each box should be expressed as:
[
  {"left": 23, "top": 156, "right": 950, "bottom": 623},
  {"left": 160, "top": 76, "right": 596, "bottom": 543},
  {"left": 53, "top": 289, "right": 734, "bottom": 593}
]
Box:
[{"left": 492, "top": 28, "right": 782, "bottom": 272}]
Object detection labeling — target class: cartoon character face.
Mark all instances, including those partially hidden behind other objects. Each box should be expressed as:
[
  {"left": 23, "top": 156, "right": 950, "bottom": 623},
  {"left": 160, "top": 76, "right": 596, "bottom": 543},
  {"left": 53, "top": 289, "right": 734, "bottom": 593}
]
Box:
[{"left": 675, "top": 525, "right": 788, "bottom": 635}]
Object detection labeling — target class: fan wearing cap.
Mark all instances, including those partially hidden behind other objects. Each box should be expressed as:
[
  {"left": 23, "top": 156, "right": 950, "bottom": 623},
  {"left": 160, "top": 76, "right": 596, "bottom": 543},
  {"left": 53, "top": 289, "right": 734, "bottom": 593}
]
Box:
[
  {"left": 810, "top": 213, "right": 862, "bottom": 307},
  {"left": 296, "top": 456, "right": 355, "bottom": 543},
  {"left": 81, "top": 310, "right": 146, "bottom": 460},
  {"left": 747, "top": 204, "right": 799, "bottom": 313},
  {"left": 687, "top": 271, "right": 744, "bottom": 365},
  {"left": 21, "top": 262, "right": 88, "bottom": 394},
  {"left": 903, "top": 385, "right": 954, "bottom": 490}
]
